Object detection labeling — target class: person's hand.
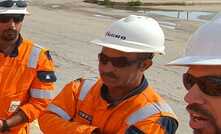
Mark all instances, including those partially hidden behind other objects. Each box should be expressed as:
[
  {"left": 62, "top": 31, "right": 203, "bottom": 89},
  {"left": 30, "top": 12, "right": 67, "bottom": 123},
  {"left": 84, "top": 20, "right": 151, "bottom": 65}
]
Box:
[
  {"left": 0, "top": 120, "right": 3, "bottom": 132},
  {"left": 0, "top": 120, "right": 9, "bottom": 134},
  {"left": 92, "top": 128, "right": 101, "bottom": 134},
  {"left": 0, "top": 120, "right": 6, "bottom": 134},
  {"left": 0, "top": 132, "right": 10, "bottom": 134}
]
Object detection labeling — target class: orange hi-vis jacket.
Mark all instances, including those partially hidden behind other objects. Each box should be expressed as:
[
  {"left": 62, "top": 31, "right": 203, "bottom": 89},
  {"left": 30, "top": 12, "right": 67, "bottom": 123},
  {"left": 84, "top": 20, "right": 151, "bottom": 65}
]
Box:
[
  {"left": 0, "top": 38, "right": 56, "bottom": 134},
  {"left": 39, "top": 78, "right": 178, "bottom": 134}
]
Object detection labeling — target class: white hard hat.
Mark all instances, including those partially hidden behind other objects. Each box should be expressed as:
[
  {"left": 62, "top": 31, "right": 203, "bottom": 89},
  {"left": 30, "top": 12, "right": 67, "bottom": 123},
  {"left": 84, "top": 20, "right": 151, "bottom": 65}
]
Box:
[
  {"left": 168, "top": 15, "right": 221, "bottom": 66},
  {"left": 91, "top": 15, "right": 165, "bottom": 54},
  {"left": 0, "top": 0, "right": 29, "bottom": 14}
]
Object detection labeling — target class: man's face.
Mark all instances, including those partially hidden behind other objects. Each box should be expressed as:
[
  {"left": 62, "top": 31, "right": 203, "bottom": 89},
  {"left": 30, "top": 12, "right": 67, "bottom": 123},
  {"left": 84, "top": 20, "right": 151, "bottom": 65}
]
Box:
[
  {"left": 184, "top": 66, "right": 221, "bottom": 134},
  {"left": 98, "top": 47, "right": 151, "bottom": 89},
  {"left": 0, "top": 14, "right": 24, "bottom": 44}
]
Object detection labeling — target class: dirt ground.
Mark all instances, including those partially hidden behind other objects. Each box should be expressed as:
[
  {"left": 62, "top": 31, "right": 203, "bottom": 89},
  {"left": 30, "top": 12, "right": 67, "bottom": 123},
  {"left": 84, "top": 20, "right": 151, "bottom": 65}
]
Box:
[{"left": 24, "top": 0, "right": 220, "bottom": 133}]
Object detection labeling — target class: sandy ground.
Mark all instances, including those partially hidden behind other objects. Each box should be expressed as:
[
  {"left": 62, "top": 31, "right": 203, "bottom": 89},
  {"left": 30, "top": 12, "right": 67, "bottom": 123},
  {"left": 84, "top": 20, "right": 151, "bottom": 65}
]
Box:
[{"left": 22, "top": 0, "right": 220, "bottom": 133}]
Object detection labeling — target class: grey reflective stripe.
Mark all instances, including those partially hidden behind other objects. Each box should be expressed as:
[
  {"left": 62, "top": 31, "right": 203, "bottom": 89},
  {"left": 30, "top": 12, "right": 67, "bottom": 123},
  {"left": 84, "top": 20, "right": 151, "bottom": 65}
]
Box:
[
  {"left": 79, "top": 78, "right": 97, "bottom": 101},
  {"left": 127, "top": 102, "right": 174, "bottom": 125},
  {"left": 30, "top": 88, "right": 53, "bottom": 99},
  {"left": 47, "top": 104, "right": 71, "bottom": 121},
  {"left": 28, "top": 46, "right": 41, "bottom": 68}
]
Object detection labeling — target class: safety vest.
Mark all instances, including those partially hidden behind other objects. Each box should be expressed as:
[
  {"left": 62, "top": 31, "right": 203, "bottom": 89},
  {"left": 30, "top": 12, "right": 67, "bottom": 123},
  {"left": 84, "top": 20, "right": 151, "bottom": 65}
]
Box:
[
  {"left": 0, "top": 39, "right": 55, "bottom": 134},
  {"left": 40, "top": 78, "right": 178, "bottom": 134}
]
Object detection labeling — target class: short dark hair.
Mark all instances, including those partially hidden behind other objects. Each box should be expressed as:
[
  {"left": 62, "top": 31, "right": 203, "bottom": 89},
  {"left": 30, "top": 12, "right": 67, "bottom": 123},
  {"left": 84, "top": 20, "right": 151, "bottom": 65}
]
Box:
[{"left": 137, "top": 53, "right": 154, "bottom": 61}]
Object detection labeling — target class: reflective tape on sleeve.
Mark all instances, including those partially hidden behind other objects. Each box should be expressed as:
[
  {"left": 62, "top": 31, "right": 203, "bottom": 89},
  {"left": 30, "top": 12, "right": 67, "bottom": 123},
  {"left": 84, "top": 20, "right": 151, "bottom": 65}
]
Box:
[
  {"left": 127, "top": 102, "right": 174, "bottom": 125},
  {"left": 28, "top": 46, "right": 41, "bottom": 68},
  {"left": 30, "top": 88, "right": 53, "bottom": 99},
  {"left": 79, "top": 78, "right": 97, "bottom": 101},
  {"left": 47, "top": 104, "right": 72, "bottom": 121}
]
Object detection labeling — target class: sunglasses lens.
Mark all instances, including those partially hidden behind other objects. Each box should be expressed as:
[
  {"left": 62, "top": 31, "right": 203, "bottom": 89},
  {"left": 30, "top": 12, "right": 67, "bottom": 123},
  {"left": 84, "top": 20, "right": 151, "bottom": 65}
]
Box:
[
  {"left": 13, "top": 15, "right": 24, "bottom": 22},
  {"left": 183, "top": 73, "right": 196, "bottom": 90},
  {"left": 0, "top": 15, "right": 24, "bottom": 23},
  {"left": 98, "top": 53, "right": 108, "bottom": 65},
  {"left": 16, "top": 1, "right": 27, "bottom": 7},
  {"left": 0, "top": 1, "right": 27, "bottom": 7},
  {"left": 0, "top": 1, "right": 13, "bottom": 7},
  {"left": 98, "top": 53, "right": 137, "bottom": 68},
  {"left": 198, "top": 77, "right": 221, "bottom": 96},
  {"left": 183, "top": 73, "right": 221, "bottom": 96},
  {"left": 112, "top": 57, "right": 130, "bottom": 67},
  {"left": 0, "top": 15, "right": 11, "bottom": 22}
]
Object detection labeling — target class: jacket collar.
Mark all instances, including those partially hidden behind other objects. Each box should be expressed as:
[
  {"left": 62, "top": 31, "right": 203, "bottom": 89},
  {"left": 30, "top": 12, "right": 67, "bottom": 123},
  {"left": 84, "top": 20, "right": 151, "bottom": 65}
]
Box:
[
  {"left": 101, "top": 76, "right": 148, "bottom": 108},
  {"left": 9, "top": 34, "right": 23, "bottom": 57}
]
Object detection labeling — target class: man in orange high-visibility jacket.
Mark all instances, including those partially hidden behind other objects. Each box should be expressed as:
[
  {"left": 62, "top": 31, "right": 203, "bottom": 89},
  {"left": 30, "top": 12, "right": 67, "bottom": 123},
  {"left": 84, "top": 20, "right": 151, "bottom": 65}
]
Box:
[
  {"left": 0, "top": 0, "right": 56, "bottom": 133},
  {"left": 39, "top": 15, "right": 178, "bottom": 134}
]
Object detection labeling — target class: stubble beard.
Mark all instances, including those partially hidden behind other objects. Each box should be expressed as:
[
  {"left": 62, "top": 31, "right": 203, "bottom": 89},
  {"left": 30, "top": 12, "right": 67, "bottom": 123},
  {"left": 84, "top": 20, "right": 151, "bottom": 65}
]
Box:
[
  {"left": 1, "top": 29, "right": 18, "bottom": 42},
  {"left": 193, "top": 126, "right": 221, "bottom": 134},
  {"left": 187, "top": 104, "right": 221, "bottom": 134}
]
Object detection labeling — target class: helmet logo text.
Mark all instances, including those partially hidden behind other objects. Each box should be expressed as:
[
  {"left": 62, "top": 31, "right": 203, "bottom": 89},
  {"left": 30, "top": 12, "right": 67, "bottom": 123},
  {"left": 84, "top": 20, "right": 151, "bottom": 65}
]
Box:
[{"left": 105, "top": 32, "right": 126, "bottom": 40}]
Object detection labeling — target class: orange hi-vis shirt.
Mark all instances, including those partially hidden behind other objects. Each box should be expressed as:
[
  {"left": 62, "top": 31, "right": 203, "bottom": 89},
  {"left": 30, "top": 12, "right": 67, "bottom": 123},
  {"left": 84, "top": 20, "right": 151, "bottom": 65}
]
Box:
[
  {"left": 0, "top": 38, "right": 56, "bottom": 134},
  {"left": 39, "top": 78, "right": 178, "bottom": 134}
]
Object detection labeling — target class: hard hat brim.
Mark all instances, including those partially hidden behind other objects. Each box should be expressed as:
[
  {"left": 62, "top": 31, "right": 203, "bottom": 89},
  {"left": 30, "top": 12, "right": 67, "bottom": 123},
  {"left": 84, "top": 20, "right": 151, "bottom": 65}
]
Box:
[
  {"left": 0, "top": 8, "right": 30, "bottom": 15},
  {"left": 167, "top": 56, "right": 221, "bottom": 66},
  {"left": 91, "top": 39, "right": 165, "bottom": 54}
]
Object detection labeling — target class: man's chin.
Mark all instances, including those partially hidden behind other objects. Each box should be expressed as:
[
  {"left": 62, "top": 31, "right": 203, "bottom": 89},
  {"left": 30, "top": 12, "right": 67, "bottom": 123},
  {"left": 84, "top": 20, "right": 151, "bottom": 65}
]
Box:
[
  {"left": 104, "top": 82, "right": 119, "bottom": 89},
  {"left": 193, "top": 128, "right": 206, "bottom": 134},
  {"left": 192, "top": 126, "right": 221, "bottom": 134},
  {"left": 189, "top": 115, "right": 221, "bottom": 134}
]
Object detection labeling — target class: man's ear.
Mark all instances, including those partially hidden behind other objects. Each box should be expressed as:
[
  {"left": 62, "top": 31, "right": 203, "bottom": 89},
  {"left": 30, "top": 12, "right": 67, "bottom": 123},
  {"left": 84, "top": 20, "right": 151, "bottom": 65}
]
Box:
[{"left": 139, "top": 60, "right": 152, "bottom": 71}]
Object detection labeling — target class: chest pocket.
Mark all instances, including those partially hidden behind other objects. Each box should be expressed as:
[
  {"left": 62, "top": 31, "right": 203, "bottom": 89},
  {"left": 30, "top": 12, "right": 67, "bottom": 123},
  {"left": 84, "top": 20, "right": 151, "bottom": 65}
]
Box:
[
  {"left": 46, "top": 78, "right": 97, "bottom": 123},
  {"left": 0, "top": 45, "right": 42, "bottom": 97}
]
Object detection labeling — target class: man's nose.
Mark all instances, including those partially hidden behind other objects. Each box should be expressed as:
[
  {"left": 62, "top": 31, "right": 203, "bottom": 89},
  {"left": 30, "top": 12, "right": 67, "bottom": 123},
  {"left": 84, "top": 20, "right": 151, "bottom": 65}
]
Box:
[
  {"left": 184, "top": 84, "right": 205, "bottom": 105},
  {"left": 7, "top": 19, "right": 16, "bottom": 29}
]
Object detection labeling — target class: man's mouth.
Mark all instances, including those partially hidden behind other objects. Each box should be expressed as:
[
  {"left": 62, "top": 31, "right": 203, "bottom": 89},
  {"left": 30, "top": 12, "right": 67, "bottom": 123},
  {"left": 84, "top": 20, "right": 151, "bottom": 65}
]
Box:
[
  {"left": 2, "top": 30, "right": 18, "bottom": 41},
  {"left": 101, "top": 72, "right": 118, "bottom": 80},
  {"left": 6, "top": 31, "right": 17, "bottom": 36},
  {"left": 189, "top": 111, "right": 210, "bottom": 129},
  {"left": 101, "top": 75, "right": 117, "bottom": 83}
]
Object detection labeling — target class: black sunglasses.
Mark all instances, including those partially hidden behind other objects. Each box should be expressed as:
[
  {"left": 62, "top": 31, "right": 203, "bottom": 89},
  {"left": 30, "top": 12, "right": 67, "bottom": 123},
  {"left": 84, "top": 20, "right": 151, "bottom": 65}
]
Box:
[
  {"left": 0, "top": 14, "right": 24, "bottom": 23},
  {"left": 0, "top": 0, "right": 27, "bottom": 8},
  {"left": 98, "top": 53, "right": 139, "bottom": 68},
  {"left": 183, "top": 73, "right": 221, "bottom": 96}
]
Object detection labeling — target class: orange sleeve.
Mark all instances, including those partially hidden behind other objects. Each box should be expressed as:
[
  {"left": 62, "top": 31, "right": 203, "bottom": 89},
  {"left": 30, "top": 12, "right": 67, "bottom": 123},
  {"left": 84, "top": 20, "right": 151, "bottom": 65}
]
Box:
[
  {"left": 39, "top": 113, "right": 98, "bottom": 134},
  {"left": 20, "top": 49, "right": 56, "bottom": 122},
  {"left": 38, "top": 81, "right": 99, "bottom": 134}
]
